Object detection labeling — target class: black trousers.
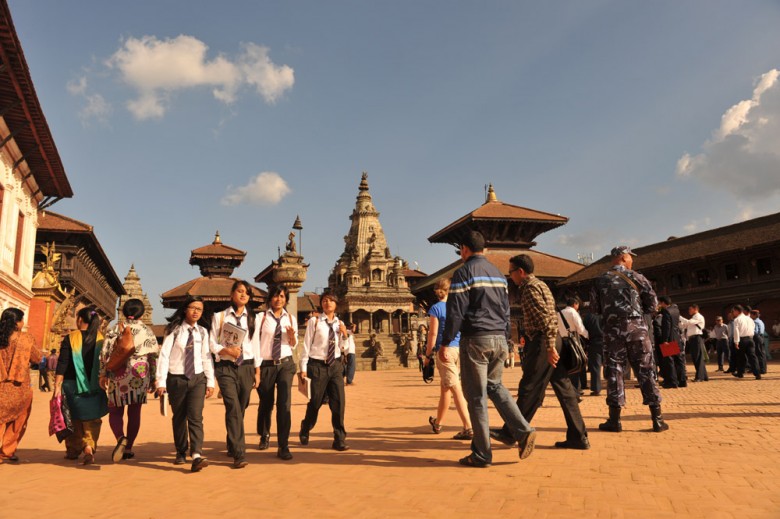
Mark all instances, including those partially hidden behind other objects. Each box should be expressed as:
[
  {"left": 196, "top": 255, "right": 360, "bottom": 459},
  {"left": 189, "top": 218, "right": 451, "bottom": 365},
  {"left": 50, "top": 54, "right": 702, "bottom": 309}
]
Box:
[
  {"left": 167, "top": 373, "right": 206, "bottom": 457},
  {"left": 735, "top": 337, "right": 760, "bottom": 377},
  {"left": 754, "top": 334, "right": 767, "bottom": 374},
  {"left": 689, "top": 335, "right": 708, "bottom": 381},
  {"left": 588, "top": 342, "right": 603, "bottom": 393},
  {"left": 215, "top": 361, "right": 255, "bottom": 460},
  {"left": 301, "top": 359, "right": 346, "bottom": 443},
  {"left": 503, "top": 335, "right": 587, "bottom": 443},
  {"left": 715, "top": 338, "right": 730, "bottom": 370},
  {"left": 727, "top": 341, "right": 738, "bottom": 371},
  {"left": 256, "top": 357, "right": 296, "bottom": 449}
]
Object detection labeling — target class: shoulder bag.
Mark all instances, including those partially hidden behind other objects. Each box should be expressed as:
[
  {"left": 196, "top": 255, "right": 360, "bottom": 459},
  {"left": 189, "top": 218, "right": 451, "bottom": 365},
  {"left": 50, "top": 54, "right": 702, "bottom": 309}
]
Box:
[{"left": 558, "top": 310, "right": 588, "bottom": 375}]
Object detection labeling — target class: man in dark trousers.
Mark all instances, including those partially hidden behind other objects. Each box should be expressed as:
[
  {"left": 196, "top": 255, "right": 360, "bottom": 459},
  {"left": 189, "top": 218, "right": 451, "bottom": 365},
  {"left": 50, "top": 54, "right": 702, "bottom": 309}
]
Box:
[
  {"left": 656, "top": 296, "right": 686, "bottom": 388},
  {"left": 442, "top": 231, "right": 536, "bottom": 467},
  {"left": 590, "top": 246, "right": 668, "bottom": 433},
  {"left": 491, "top": 254, "right": 590, "bottom": 450},
  {"left": 582, "top": 305, "right": 604, "bottom": 396}
]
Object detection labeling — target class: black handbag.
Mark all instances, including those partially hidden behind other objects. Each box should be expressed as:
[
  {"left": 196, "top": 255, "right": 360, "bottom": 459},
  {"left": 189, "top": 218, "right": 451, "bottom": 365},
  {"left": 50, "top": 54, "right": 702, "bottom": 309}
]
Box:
[
  {"left": 558, "top": 310, "right": 588, "bottom": 375},
  {"left": 422, "top": 355, "right": 435, "bottom": 384},
  {"left": 57, "top": 396, "right": 74, "bottom": 443}
]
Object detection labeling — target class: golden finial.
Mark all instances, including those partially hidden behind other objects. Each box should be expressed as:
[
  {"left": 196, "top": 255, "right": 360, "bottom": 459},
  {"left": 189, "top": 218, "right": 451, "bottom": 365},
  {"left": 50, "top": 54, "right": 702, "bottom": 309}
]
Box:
[
  {"left": 213, "top": 231, "right": 222, "bottom": 244},
  {"left": 486, "top": 183, "right": 498, "bottom": 203}
]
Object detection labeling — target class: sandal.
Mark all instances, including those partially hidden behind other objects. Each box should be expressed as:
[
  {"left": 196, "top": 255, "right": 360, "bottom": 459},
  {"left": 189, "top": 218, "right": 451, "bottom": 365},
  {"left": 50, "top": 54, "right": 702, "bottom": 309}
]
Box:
[
  {"left": 428, "top": 416, "right": 442, "bottom": 434},
  {"left": 453, "top": 429, "right": 473, "bottom": 440}
]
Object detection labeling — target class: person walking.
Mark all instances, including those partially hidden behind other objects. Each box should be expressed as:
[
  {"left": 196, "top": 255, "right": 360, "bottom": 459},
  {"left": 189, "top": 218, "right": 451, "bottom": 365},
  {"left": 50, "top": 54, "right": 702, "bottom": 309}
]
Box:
[
  {"left": 343, "top": 323, "right": 357, "bottom": 386},
  {"left": 679, "top": 304, "right": 708, "bottom": 382},
  {"left": 711, "top": 316, "right": 730, "bottom": 372},
  {"left": 441, "top": 231, "right": 536, "bottom": 467}
]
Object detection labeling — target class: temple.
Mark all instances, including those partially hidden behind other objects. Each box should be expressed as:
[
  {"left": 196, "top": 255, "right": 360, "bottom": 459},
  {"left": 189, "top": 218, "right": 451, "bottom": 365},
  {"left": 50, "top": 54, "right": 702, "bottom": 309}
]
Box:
[{"left": 119, "top": 264, "right": 154, "bottom": 326}]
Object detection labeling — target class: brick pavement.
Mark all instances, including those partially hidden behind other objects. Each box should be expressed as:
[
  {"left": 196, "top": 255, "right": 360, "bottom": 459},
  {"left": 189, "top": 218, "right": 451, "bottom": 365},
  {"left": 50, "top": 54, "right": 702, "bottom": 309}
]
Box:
[{"left": 2, "top": 363, "right": 779, "bottom": 518}]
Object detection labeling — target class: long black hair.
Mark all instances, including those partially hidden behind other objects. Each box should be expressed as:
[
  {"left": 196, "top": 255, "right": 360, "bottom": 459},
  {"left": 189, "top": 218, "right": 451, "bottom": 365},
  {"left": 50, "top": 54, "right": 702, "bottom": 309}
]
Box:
[
  {"left": 0, "top": 308, "right": 24, "bottom": 349},
  {"left": 230, "top": 279, "right": 255, "bottom": 339},
  {"left": 267, "top": 284, "right": 290, "bottom": 308},
  {"left": 166, "top": 295, "right": 210, "bottom": 336},
  {"left": 122, "top": 298, "right": 145, "bottom": 321},
  {"left": 76, "top": 306, "right": 102, "bottom": 351}
]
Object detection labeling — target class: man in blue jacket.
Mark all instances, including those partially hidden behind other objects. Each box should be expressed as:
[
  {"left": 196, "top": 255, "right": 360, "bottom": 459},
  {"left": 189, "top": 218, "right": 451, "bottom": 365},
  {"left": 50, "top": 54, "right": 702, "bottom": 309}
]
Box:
[{"left": 442, "top": 230, "right": 535, "bottom": 467}]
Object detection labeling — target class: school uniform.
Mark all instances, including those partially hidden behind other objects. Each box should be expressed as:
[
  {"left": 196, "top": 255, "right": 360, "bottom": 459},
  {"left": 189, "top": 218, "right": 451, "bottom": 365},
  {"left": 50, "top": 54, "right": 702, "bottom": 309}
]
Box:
[
  {"left": 299, "top": 315, "right": 348, "bottom": 450},
  {"left": 255, "top": 309, "right": 298, "bottom": 456},
  {"left": 157, "top": 323, "right": 215, "bottom": 462},
  {"left": 210, "top": 308, "right": 260, "bottom": 465}
]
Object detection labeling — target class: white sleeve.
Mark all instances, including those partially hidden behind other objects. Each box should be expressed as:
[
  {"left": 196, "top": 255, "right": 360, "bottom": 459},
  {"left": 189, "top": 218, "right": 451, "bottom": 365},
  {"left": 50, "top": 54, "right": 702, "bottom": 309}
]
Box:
[
  {"left": 200, "top": 327, "right": 215, "bottom": 388},
  {"left": 300, "top": 318, "right": 315, "bottom": 373},
  {"left": 156, "top": 332, "right": 175, "bottom": 389}
]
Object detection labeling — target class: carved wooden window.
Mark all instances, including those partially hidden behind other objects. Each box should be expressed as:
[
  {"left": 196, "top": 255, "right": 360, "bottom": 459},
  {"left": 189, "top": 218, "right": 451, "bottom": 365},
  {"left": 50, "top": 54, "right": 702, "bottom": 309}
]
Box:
[
  {"left": 756, "top": 257, "right": 772, "bottom": 276},
  {"left": 724, "top": 263, "right": 739, "bottom": 281},
  {"left": 670, "top": 273, "right": 683, "bottom": 289},
  {"left": 696, "top": 269, "right": 711, "bottom": 285}
]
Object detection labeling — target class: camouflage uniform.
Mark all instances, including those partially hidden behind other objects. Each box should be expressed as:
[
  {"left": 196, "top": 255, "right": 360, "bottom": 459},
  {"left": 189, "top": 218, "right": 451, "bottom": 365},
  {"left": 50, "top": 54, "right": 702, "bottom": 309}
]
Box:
[{"left": 590, "top": 265, "right": 661, "bottom": 408}]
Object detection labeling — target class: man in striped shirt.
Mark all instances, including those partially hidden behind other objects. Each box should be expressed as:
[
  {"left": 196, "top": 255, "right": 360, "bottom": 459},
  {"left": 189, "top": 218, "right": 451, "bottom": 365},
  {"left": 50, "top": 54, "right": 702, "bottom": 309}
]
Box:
[{"left": 442, "top": 231, "right": 536, "bottom": 468}]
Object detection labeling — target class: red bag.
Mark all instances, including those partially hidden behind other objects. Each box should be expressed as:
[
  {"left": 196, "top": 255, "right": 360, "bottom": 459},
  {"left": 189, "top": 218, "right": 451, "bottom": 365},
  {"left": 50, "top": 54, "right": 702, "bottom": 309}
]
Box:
[
  {"left": 48, "top": 395, "right": 74, "bottom": 442},
  {"left": 660, "top": 341, "right": 680, "bottom": 357}
]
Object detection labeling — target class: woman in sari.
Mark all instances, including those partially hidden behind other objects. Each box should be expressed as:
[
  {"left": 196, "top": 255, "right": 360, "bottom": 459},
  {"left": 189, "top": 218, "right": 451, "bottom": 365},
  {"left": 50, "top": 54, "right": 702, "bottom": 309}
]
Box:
[
  {"left": 53, "top": 306, "right": 109, "bottom": 464},
  {"left": 100, "top": 298, "right": 159, "bottom": 462},
  {"left": 0, "top": 308, "right": 41, "bottom": 463}
]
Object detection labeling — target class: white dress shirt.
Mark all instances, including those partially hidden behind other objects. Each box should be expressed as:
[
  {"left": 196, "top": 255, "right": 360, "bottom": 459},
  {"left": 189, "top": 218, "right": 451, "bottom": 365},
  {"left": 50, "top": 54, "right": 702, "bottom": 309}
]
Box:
[
  {"left": 209, "top": 308, "right": 261, "bottom": 365},
  {"left": 344, "top": 333, "right": 356, "bottom": 355},
  {"left": 300, "top": 315, "right": 342, "bottom": 373},
  {"left": 256, "top": 309, "right": 299, "bottom": 362},
  {"left": 679, "top": 312, "right": 705, "bottom": 338},
  {"left": 732, "top": 313, "right": 756, "bottom": 344},
  {"left": 156, "top": 323, "right": 215, "bottom": 388},
  {"left": 557, "top": 306, "right": 589, "bottom": 339}
]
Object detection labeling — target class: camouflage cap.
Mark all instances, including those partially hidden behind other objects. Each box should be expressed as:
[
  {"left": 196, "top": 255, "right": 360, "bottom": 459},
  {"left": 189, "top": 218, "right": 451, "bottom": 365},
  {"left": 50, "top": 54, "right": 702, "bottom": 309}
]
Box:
[{"left": 610, "top": 245, "right": 637, "bottom": 257}]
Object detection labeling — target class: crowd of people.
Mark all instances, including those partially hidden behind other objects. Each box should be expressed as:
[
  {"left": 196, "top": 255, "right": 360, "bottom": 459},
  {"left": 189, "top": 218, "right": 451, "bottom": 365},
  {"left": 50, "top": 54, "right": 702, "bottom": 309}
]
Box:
[{"left": 0, "top": 231, "right": 774, "bottom": 470}]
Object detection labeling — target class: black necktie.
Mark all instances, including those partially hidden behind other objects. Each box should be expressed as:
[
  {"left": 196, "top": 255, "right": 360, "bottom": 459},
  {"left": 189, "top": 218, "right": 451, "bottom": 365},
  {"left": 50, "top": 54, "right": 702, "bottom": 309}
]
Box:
[
  {"left": 184, "top": 328, "right": 195, "bottom": 379},
  {"left": 271, "top": 314, "right": 283, "bottom": 361},
  {"left": 325, "top": 319, "right": 336, "bottom": 366}
]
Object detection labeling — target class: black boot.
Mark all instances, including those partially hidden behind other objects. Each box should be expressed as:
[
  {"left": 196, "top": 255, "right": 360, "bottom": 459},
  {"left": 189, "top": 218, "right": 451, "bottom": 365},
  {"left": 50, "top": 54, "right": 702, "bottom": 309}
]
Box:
[
  {"left": 650, "top": 405, "right": 669, "bottom": 432},
  {"left": 599, "top": 406, "right": 622, "bottom": 432}
]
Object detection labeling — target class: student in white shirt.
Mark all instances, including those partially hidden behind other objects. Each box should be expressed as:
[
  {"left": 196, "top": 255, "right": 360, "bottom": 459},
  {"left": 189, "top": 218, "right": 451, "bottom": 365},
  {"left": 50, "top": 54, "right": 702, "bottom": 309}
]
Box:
[
  {"left": 557, "top": 297, "right": 590, "bottom": 395},
  {"left": 255, "top": 284, "right": 298, "bottom": 460},
  {"left": 730, "top": 305, "right": 761, "bottom": 379},
  {"left": 679, "top": 304, "right": 708, "bottom": 382},
  {"left": 343, "top": 322, "right": 357, "bottom": 386},
  {"left": 156, "top": 296, "right": 215, "bottom": 472},
  {"left": 209, "top": 280, "right": 260, "bottom": 469},
  {"left": 298, "top": 292, "right": 349, "bottom": 451}
]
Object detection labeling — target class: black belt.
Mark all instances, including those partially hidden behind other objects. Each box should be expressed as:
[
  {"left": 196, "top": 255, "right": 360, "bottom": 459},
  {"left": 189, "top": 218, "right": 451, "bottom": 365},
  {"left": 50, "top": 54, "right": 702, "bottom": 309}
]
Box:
[
  {"left": 216, "top": 359, "right": 255, "bottom": 367},
  {"left": 260, "top": 356, "right": 293, "bottom": 367}
]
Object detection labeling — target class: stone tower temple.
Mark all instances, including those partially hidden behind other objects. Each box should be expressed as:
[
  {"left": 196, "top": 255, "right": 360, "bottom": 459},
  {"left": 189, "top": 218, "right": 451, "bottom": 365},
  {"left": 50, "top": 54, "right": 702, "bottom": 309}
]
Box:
[
  {"left": 328, "top": 173, "right": 415, "bottom": 356},
  {"left": 119, "top": 264, "right": 154, "bottom": 326}
]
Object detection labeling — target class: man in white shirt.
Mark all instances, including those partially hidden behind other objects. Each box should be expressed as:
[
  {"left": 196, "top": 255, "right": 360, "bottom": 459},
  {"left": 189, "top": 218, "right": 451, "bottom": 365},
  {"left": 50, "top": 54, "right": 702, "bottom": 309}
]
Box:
[
  {"left": 558, "top": 297, "right": 589, "bottom": 395},
  {"left": 730, "top": 305, "right": 761, "bottom": 380},
  {"left": 679, "top": 304, "right": 708, "bottom": 382},
  {"left": 343, "top": 323, "right": 357, "bottom": 386}
]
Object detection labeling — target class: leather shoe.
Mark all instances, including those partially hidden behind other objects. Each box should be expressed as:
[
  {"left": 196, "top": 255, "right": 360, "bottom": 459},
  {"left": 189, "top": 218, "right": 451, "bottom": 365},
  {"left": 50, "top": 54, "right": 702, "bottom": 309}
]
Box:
[
  {"left": 277, "top": 448, "right": 293, "bottom": 461},
  {"left": 517, "top": 430, "right": 536, "bottom": 460},
  {"left": 488, "top": 428, "right": 516, "bottom": 447},
  {"left": 174, "top": 455, "right": 186, "bottom": 465},
  {"left": 191, "top": 456, "right": 209, "bottom": 472},
  {"left": 233, "top": 458, "right": 248, "bottom": 469},
  {"left": 554, "top": 438, "right": 591, "bottom": 450},
  {"left": 299, "top": 421, "right": 309, "bottom": 446},
  {"left": 258, "top": 436, "right": 270, "bottom": 450},
  {"left": 332, "top": 441, "right": 350, "bottom": 452},
  {"left": 458, "top": 454, "right": 491, "bottom": 468},
  {"left": 589, "top": 390, "right": 601, "bottom": 396}
]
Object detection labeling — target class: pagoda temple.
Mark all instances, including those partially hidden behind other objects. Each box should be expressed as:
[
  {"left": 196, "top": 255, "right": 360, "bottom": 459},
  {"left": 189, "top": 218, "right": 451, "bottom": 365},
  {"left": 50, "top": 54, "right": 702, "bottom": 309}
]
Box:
[
  {"left": 161, "top": 232, "right": 264, "bottom": 316},
  {"left": 119, "top": 265, "right": 154, "bottom": 326},
  {"left": 413, "top": 185, "right": 583, "bottom": 340}
]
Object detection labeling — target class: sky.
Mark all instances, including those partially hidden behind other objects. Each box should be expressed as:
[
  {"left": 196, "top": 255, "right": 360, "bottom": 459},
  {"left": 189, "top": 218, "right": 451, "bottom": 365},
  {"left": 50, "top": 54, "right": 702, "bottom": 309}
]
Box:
[{"left": 8, "top": 0, "right": 780, "bottom": 322}]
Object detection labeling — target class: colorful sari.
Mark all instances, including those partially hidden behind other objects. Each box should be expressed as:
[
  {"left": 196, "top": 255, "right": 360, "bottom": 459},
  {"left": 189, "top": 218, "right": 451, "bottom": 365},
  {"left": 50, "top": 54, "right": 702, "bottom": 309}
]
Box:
[{"left": 62, "top": 331, "right": 108, "bottom": 421}]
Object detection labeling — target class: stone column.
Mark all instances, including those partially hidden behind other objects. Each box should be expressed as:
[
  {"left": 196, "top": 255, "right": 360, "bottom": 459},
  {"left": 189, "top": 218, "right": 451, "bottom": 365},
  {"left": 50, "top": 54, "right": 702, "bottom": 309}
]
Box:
[{"left": 271, "top": 252, "right": 308, "bottom": 322}]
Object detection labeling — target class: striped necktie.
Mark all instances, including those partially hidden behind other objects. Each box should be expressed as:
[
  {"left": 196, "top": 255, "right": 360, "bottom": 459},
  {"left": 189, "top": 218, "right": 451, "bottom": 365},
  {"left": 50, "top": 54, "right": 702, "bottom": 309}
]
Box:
[
  {"left": 184, "top": 327, "right": 196, "bottom": 379},
  {"left": 325, "top": 319, "right": 337, "bottom": 366},
  {"left": 271, "top": 313, "right": 283, "bottom": 361},
  {"left": 234, "top": 313, "right": 245, "bottom": 364}
]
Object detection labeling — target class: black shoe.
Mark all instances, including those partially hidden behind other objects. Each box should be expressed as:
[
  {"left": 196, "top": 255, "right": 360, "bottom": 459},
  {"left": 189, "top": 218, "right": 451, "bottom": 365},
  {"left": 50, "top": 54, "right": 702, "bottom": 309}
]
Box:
[
  {"left": 277, "top": 448, "right": 293, "bottom": 460},
  {"left": 554, "top": 438, "right": 591, "bottom": 450},
  {"left": 724, "top": 368, "right": 734, "bottom": 374},
  {"left": 755, "top": 375, "right": 762, "bottom": 380},
  {"left": 258, "top": 436, "right": 270, "bottom": 450},
  {"left": 174, "top": 455, "right": 187, "bottom": 465},
  {"left": 599, "top": 406, "right": 623, "bottom": 432},
  {"left": 517, "top": 430, "right": 536, "bottom": 460},
  {"left": 458, "top": 454, "right": 491, "bottom": 468},
  {"left": 589, "top": 390, "right": 601, "bottom": 396},
  {"left": 299, "top": 421, "right": 309, "bottom": 446},
  {"left": 678, "top": 381, "right": 688, "bottom": 387},
  {"left": 661, "top": 383, "right": 678, "bottom": 389},
  {"left": 332, "top": 441, "right": 350, "bottom": 452},
  {"left": 488, "top": 428, "right": 516, "bottom": 447},
  {"left": 233, "top": 458, "right": 248, "bottom": 469},
  {"left": 191, "top": 456, "right": 209, "bottom": 472}
]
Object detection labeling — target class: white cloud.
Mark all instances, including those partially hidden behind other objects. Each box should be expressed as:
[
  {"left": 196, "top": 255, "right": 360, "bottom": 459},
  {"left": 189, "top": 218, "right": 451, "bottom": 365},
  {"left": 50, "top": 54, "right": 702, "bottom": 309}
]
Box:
[
  {"left": 105, "top": 35, "right": 294, "bottom": 120},
  {"left": 221, "top": 171, "right": 291, "bottom": 206},
  {"left": 676, "top": 69, "right": 780, "bottom": 201},
  {"left": 557, "top": 229, "right": 606, "bottom": 252},
  {"left": 683, "top": 217, "right": 711, "bottom": 233},
  {"left": 66, "top": 75, "right": 112, "bottom": 124}
]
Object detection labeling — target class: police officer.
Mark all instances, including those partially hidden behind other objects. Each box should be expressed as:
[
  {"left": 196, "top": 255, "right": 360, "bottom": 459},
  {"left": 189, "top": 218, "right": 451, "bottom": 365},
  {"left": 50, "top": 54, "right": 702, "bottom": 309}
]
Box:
[{"left": 589, "top": 246, "right": 668, "bottom": 433}]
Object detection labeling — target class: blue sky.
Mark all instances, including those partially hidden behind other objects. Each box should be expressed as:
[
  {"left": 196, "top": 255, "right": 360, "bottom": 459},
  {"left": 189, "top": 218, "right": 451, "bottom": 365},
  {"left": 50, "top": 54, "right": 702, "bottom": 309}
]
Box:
[{"left": 9, "top": 1, "right": 780, "bottom": 321}]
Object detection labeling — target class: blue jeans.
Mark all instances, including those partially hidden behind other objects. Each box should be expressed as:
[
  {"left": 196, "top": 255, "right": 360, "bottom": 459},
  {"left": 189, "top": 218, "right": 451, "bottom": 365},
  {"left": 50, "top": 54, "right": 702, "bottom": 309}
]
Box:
[{"left": 459, "top": 335, "right": 534, "bottom": 464}]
